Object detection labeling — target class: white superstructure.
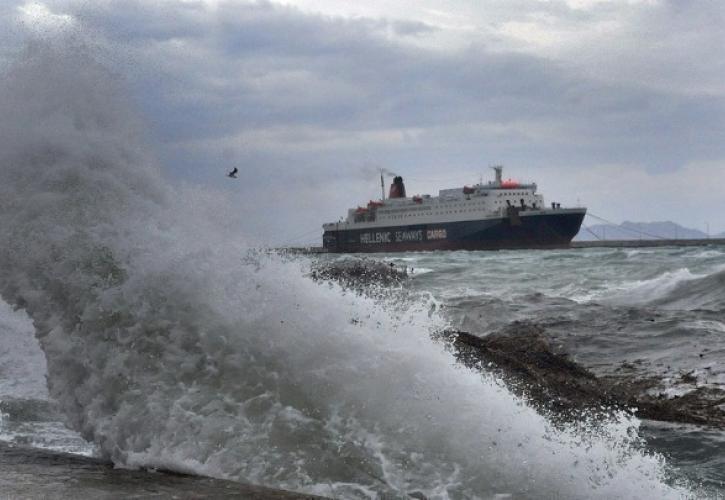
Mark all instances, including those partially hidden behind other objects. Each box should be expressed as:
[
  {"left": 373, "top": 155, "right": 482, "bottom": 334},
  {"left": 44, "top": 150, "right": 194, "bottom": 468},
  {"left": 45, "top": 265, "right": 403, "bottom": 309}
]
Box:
[{"left": 323, "top": 166, "right": 549, "bottom": 231}]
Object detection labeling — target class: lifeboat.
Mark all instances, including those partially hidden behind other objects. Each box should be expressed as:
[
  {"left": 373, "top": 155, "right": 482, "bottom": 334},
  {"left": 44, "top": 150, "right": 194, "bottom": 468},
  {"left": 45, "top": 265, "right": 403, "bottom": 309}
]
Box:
[
  {"left": 367, "top": 200, "right": 384, "bottom": 208},
  {"left": 355, "top": 206, "right": 368, "bottom": 214},
  {"left": 412, "top": 195, "right": 423, "bottom": 203},
  {"left": 462, "top": 186, "right": 476, "bottom": 195},
  {"left": 501, "top": 179, "right": 520, "bottom": 189}
]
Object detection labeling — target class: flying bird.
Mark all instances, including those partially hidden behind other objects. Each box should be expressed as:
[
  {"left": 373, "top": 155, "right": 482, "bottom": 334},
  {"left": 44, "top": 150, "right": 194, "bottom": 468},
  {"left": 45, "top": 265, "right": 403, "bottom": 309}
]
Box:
[{"left": 227, "top": 167, "right": 238, "bottom": 179}]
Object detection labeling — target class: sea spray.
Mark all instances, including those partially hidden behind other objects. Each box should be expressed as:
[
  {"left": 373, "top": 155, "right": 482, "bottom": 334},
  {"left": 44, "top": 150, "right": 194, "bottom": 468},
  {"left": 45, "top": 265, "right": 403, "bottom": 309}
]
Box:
[
  {"left": 0, "top": 301, "right": 49, "bottom": 400},
  {"left": 0, "top": 34, "right": 694, "bottom": 498}
]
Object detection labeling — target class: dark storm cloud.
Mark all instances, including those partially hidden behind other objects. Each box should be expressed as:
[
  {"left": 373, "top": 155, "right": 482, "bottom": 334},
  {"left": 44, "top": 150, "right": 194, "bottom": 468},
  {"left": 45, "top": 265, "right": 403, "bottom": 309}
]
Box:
[
  {"left": 83, "top": 2, "right": 725, "bottom": 167},
  {"left": 390, "top": 20, "right": 437, "bottom": 37},
  {"left": 36, "top": 1, "right": 720, "bottom": 163}
]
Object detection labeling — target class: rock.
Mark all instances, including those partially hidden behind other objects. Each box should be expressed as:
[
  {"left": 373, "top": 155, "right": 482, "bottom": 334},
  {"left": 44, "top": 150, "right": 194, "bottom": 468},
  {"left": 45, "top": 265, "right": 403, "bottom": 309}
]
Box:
[
  {"left": 436, "top": 321, "right": 725, "bottom": 428},
  {"left": 310, "top": 258, "right": 407, "bottom": 289}
]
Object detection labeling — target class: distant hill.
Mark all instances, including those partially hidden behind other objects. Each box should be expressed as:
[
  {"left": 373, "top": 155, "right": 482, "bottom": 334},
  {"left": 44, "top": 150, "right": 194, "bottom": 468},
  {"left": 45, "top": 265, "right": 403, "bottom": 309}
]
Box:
[{"left": 575, "top": 221, "right": 709, "bottom": 241}]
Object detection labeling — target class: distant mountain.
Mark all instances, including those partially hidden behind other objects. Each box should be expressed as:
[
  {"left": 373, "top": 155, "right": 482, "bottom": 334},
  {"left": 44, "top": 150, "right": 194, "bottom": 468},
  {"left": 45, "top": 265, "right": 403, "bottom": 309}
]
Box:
[{"left": 575, "top": 221, "right": 709, "bottom": 241}]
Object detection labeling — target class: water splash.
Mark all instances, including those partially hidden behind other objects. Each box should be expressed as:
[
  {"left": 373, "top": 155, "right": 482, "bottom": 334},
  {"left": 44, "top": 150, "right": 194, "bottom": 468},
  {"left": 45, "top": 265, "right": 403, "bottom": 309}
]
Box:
[{"left": 0, "top": 33, "right": 694, "bottom": 499}]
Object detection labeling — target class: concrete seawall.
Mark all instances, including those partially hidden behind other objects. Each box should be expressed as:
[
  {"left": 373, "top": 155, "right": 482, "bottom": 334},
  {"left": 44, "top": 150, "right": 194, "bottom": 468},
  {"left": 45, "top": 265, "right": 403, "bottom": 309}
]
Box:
[{"left": 0, "top": 444, "right": 325, "bottom": 499}]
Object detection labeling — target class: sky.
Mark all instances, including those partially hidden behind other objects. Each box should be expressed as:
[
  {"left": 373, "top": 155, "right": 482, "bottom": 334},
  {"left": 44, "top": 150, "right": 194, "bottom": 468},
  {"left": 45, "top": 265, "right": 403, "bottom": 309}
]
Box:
[{"left": 3, "top": 0, "right": 725, "bottom": 243}]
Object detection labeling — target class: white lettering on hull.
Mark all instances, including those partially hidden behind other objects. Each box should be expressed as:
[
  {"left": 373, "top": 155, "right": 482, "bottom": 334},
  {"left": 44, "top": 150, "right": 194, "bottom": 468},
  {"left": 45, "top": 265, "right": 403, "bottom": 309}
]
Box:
[
  {"left": 395, "top": 230, "right": 423, "bottom": 242},
  {"left": 427, "top": 229, "right": 447, "bottom": 240},
  {"left": 360, "top": 232, "right": 392, "bottom": 244},
  {"left": 360, "top": 228, "right": 447, "bottom": 244}
]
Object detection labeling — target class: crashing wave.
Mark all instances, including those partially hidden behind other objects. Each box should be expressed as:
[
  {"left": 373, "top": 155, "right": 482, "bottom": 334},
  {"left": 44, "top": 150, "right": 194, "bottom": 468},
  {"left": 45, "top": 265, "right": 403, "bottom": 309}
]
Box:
[{"left": 0, "top": 33, "right": 694, "bottom": 499}]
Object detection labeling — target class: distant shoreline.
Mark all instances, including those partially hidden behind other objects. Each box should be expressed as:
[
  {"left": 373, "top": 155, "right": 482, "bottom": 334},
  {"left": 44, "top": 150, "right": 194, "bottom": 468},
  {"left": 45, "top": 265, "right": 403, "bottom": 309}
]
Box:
[{"left": 571, "top": 238, "right": 725, "bottom": 248}]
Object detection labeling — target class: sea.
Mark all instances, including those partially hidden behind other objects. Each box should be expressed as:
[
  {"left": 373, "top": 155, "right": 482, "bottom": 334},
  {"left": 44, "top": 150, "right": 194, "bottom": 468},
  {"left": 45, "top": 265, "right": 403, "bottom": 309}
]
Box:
[
  {"left": 1, "top": 34, "right": 724, "bottom": 500},
  {"left": 2, "top": 243, "right": 725, "bottom": 499}
]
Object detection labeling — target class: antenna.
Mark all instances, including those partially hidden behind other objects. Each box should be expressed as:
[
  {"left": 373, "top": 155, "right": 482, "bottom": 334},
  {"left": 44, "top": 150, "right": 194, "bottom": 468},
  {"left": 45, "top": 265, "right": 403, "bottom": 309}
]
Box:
[{"left": 380, "top": 170, "right": 386, "bottom": 200}]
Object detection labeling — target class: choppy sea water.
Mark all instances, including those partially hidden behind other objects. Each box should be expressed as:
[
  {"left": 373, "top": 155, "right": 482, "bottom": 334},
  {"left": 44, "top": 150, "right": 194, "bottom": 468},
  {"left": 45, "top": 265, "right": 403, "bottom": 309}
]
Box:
[
  {"left": 2, "top": 247, "right": 724, "bottom": 498},
  {"left": 388, "top": 246, "right": 725, "bottom": 381},
  {"left": 0, "top": 32, "right": 722, "bottom": 500},
  {"left": 379, "top": 246, "right": 725, "bottom": 492}
]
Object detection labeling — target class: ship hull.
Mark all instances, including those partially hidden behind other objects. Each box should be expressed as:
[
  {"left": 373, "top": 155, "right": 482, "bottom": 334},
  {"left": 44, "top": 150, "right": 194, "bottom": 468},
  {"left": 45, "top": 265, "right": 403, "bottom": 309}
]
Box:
[{"left": 323, "top": 210, "right": 586, "bottom": 253}]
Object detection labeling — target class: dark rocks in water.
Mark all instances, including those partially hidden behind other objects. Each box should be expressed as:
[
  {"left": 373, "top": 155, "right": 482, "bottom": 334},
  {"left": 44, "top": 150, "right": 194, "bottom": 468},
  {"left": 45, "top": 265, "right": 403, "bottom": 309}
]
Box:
[
  {"left": 310, "top": 258, "right": 407, "bottom": 289},
  {"left": 437, "top": 322, "right": 616, "bottom": 416},
  {"left": 437, "top": 321, "right": 725, "bottom": 428},
  {"left": 0, "top": 443, "right": 325, "bottom": 499},
  {"left": 633, "top": 387, "right": 725, "bottom": 428}
]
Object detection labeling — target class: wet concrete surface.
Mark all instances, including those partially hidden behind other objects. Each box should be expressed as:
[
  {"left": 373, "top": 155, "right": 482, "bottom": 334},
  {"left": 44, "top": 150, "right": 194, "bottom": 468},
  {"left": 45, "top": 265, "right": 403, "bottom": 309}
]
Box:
[{"left": 0, "top": 443, "right": 325, "bottom": 499}]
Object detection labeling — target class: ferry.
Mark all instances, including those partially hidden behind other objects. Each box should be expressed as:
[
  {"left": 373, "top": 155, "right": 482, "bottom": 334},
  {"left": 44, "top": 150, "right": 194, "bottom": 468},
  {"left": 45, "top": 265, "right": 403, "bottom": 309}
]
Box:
[{"left": 322, "top": 167, "right": 586, "bottom": 252}]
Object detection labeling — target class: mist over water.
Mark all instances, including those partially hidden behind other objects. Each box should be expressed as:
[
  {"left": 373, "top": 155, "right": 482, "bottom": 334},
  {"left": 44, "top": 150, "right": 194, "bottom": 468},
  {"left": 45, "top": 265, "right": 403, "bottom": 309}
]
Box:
[{"left": 0, "top": 34, "right": 697, "bottom": 498}]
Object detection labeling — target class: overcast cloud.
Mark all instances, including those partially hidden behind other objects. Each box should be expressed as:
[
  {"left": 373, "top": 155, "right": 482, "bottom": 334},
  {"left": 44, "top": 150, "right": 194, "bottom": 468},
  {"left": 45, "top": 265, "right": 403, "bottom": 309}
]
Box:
[{"left": 4, "top": 0, "right": 725, "bottom": 242}]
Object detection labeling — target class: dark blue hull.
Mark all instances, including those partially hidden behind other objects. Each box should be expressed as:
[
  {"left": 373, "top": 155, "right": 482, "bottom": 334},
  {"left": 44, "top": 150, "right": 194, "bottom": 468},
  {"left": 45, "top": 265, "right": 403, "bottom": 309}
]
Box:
[{"left": 323, "top": 210, "right": 586, "bottom": 253}]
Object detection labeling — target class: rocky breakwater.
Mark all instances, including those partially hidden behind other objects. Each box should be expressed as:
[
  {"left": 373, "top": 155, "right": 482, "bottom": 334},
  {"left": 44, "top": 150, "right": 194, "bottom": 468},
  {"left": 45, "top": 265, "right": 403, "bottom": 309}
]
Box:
[{"left": 436, "top": 322, "right": 725, "bottom": 428}]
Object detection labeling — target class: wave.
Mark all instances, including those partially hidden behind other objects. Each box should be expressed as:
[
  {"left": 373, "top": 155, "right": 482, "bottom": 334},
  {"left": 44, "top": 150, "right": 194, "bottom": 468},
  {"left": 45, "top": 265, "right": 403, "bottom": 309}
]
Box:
[
  {"left": 652, "top": 268, "right": 725, "bottom": 312},
  {"left": 0, "top": 33, "right": 694, "bottom": 498},
  {"left": 588, "top": 266, "right": 725, "bottom": 312},
  {"left": 592, "top": 268, "right": 700, "bottom": 305}
]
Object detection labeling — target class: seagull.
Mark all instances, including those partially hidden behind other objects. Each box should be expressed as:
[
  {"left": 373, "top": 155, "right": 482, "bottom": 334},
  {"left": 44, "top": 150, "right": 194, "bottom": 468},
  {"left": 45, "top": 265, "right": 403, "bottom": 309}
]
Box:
[{"left": 227, "top": 167, "right": 238, "bottom": 179}]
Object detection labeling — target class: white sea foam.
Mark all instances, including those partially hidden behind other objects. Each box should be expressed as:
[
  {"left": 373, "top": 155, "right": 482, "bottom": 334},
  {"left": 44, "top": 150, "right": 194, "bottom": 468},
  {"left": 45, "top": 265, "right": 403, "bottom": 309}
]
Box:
[
  {"left": 583, "top": 265, "right": 725, "bottom": 312},
  {"left": 587, "top": 268, "right": 702, "bottom": 306},
  {"left": 0, "top": 32, "right": 695, "bottom": 499}
]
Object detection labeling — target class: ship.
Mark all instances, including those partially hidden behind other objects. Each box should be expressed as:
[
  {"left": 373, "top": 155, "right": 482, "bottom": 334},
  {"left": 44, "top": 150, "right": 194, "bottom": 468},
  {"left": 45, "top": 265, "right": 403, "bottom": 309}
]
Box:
[{"left": 322, "top": 166, "right": 586, "bottom": 253}]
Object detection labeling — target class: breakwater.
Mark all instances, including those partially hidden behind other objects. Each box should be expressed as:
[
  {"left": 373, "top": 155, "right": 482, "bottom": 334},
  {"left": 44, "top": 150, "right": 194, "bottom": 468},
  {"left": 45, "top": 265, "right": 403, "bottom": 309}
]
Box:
[
  {"left": 0, "top": 444, "right": 323, "bottom": 499},
  {"left": 572, "top": 238, "right": 725, "bottom": 249}
]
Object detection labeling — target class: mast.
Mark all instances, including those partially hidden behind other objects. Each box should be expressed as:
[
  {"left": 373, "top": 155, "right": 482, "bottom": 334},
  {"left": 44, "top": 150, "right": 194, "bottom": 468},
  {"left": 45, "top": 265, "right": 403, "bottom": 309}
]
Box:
[{"left": 380, "top": 170, "right": 386, "bottom": 200}]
